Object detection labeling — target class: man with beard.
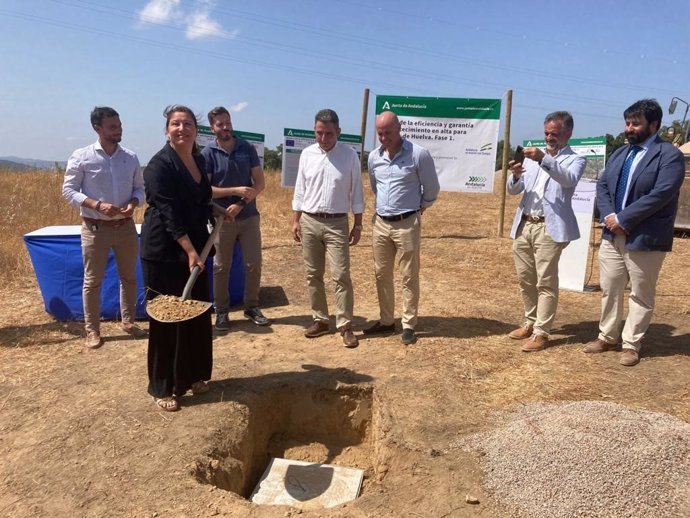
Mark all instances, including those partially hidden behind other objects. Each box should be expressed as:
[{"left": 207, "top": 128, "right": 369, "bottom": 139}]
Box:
[
  {"left": 62, "top": 106, "right": 146, "bottom": 348},
  {"left": 507, "top": 111, "right": 586, "bottom": 352},
  {"left": 584, "top": 99, "right": 685, "bottom": 366},
  {"left": 202, "top": 106, "right": 270, "bottom": 330}
]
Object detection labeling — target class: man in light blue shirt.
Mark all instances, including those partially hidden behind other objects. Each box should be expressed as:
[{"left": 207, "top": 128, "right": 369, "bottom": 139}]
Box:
[
  {"left": 364, "top": 111, "right": 440, "bottom": 345},
  {"left": 62, "top": 106, "right": 146, "bottom": 348}
]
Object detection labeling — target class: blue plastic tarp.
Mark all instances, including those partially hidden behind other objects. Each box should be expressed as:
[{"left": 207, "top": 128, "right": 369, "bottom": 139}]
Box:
[{"left": 23, "top": 225, "right": 244, "bottom": 321}]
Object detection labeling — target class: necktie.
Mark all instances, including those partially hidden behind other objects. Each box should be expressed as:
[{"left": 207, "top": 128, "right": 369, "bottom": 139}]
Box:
[{"left": 614, "top": 145, "right": 642, "bottom": 213}]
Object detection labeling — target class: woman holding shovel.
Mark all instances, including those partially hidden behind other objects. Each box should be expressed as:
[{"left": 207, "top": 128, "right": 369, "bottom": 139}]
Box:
[{"left": 140, "top": 105, "right": 215, "bottom": 412}]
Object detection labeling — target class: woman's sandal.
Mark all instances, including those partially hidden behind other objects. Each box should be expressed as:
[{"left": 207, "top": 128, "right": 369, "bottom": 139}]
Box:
[
  {"left": 153, "top": 396, "right": 179, "bottom": 412},
  {"left": 191, "top": 381, "right": 210, "bottom": 395}
]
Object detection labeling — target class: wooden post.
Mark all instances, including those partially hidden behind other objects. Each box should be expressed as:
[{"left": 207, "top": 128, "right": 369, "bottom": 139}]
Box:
[
  {"left": 360, "top": 88, "right": 370, "bottom": 168},
  {"left": 498, "top": 90, "right": 513, "bottom": 237}
]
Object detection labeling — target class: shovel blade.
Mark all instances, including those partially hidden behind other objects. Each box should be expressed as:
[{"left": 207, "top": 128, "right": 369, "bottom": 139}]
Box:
[{"left": 146, "top": 294, "right": 212, "bottom": 323}]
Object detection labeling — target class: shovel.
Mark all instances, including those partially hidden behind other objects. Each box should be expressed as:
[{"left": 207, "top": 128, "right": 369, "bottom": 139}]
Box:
[{"left": 146, "top": 203, "right": 227, "bottom": 323}]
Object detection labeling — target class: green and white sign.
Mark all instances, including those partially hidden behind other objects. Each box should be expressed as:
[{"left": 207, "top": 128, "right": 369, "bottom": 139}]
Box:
[
  {"left": 197, "top": 126, "right": 266, "bottom": 168},
  {"left": 375, "top": 95, "right": 501, "bottom": 193},
  {"left": 281, "top": 128, "right": 363, "bottom": 188}
]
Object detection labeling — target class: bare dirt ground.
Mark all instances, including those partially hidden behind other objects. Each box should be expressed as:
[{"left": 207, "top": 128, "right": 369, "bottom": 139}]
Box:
[{"left": 1, "top": 182, "right": 689, "bottom": 517}]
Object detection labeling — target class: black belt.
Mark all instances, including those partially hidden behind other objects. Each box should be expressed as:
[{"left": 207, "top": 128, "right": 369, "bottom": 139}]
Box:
[
  {"left": 83, "top": 217, "right": 133, "bottom": 227},
  {"left": 377, "top": 210, "right": 418, "bottom": 222},
  {"left": 305, "top": 212, "right": 347, "bottom": 219},
  {"left": 522, "top": 214, "right": 545, "bottom": 223}
]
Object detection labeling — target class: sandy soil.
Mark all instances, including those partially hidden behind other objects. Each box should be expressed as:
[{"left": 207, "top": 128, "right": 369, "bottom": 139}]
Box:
[{"left": 1, "top": 188, "right": 689, "bottom": 517}]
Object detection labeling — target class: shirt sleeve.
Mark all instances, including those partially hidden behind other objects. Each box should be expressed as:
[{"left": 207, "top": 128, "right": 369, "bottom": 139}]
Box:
[
  {"left": 292, "top": 150, "right": 306, "bottom": 211},
  {"left": 131, "top": 154, "right": 145, "bottom": 205},
  {"left": 350, "top": 152, "right": 365, "bottom": 214},
  {"left": 367, "top": 151, "right": 377, "bottom": 194},
  {"left": 200, "top": 147, "right": 215, "bottom": 183},
  {"left": 541, "top": 153, "right": 586, "bottom": 188},
  {"left": 62, "top": 149, "right": 88, "bottom": 209},
  {"left": 418, "top": 148, "right": 440, "bottom": 208},
  {"left": 248, "top": 143, "right": 260, "bottom": 169}
]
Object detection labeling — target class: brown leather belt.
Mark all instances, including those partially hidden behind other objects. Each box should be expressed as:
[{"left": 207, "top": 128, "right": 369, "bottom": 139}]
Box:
[
  {"left": 305, "top": 212, "right": 347, "bottom": 219},
  {"left": 83, "top": 217, "right": 133, "bottom": 227},
  {"left": 378, "top": 210, "right": 418, "bottom": 222},
  {"left": 522, "top": 214, "right": 545, "bottom": 223}
]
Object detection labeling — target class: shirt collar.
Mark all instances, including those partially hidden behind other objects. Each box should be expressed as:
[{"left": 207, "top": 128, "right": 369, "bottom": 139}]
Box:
[
  {"left": 377, "top": 138, "right": 410, "bottom": 158},
  {"left": 637, "top": 133, "right": 656, "bottom": 152},
  {"left": 94, "top": 140, "right": 121, "bottom": 156},
  {"left": 208, "top": 138, "right": 235, "bottom": 155},
  {"left": 319, "top": 141, "right": 339, "bottom": 154},
  {"left": 552, "top": 144, "right": 573, "bottom": 158}
]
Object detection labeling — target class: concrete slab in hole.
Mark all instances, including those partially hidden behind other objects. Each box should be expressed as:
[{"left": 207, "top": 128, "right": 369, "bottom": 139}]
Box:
[{"left": 250, "top": 458, "right": 364, "bottom": 509}]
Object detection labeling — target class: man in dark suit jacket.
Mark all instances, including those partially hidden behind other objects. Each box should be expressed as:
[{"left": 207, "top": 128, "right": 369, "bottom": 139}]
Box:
[{"left": 584, "top": 99, "right": 685, "bottom": 366}]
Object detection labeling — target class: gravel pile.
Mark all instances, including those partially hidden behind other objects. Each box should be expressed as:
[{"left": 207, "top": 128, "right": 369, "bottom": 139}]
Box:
[{"left": 451, "top": 401, "right": 690, "bottom": 517}]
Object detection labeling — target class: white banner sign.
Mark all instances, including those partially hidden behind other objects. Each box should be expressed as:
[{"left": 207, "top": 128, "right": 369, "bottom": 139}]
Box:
[{"left": 375, "top": 95, "right": 501, "bottom": 193}]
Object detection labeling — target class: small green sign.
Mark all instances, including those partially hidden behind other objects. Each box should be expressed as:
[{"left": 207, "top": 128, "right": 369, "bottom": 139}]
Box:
[
  {"left": 235, "top": 130, "right": 264, "bottom": 142},
  {"left": 523, "top": 136, "right": 606, "bottom": 148}
]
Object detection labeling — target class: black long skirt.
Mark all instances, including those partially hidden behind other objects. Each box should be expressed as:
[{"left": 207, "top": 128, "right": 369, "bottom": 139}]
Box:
[{"left": 142, "top": 259, "right": 213, "bottom": 398}]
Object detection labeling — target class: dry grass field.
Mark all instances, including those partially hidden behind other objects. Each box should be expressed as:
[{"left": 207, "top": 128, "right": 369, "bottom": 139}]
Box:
[{"left": 1, "top": 168, "right": 689, "bottom": 517}]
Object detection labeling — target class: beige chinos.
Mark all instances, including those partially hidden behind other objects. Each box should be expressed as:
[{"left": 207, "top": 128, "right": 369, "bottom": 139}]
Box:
[
  {"left": 372, "top": 213, "right": 421, "bottom": 330},
  {"left": 512, "top": 219, "right": 567, "bottom": 337},
  {"left": 300, "top": 213, "right": 354, "bottom": 329},
  {"left": 598, "top": 234, "right": 666, "bottom": 351},
  {"left": 81, "top": 219, "right": 139, "bottom": 334}
]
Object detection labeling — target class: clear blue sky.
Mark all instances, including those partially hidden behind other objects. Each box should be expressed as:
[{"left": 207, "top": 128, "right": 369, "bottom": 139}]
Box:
[{"left": 1, "top": 0, "right": 689, "bottom": 163}]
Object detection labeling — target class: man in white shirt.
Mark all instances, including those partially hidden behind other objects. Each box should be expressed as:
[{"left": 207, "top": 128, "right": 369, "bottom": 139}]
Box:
[
  {"left": 506, "top": 111, "right": 586, "bottom": 352},
  {"left": 62, "top": 106, "right": 146, "bottom": 348},
  {"left": 291, "top": 109, "right": 364, "bottom": 348}
]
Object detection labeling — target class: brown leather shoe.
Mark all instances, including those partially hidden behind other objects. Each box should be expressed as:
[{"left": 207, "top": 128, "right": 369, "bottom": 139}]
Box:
[
  {"left": 620, "top": 349, "right": 640, "bottom": 366},
  {"left": 339, "top": 328, "right": 359, "bottom": 348},
  {"left": 508, "top": 324, "right": 533, "bottom": 340},
  {"left": 122, "top": 322, "right": 148, "bottom": 339},
  {"left": 583, "top": 338, "right": 618, "bottom": 353},
  {"left": 521, "top": 334, "right": 548, "bottom": 352},
  {"left": 84, "top": 331, "right": 103, "bottom": 349},
  {"left": 304, "top": 320, "right": 330, "bottom": 338}
]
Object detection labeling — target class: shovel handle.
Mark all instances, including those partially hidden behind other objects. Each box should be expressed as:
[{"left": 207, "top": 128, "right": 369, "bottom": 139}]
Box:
[{"left": 180, "top": 204, "right": 226, "bottom": 301}]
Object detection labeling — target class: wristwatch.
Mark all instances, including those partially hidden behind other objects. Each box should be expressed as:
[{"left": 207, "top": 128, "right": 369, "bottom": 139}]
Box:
[{"left": 353, "top": 224, "right": 363, "bottom": 231}]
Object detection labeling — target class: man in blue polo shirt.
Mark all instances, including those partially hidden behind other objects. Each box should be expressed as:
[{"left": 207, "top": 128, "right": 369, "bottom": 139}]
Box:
[{"left": 202, "top": 106, "right": 270, "bottom": 330}]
